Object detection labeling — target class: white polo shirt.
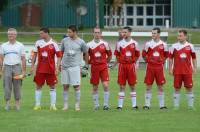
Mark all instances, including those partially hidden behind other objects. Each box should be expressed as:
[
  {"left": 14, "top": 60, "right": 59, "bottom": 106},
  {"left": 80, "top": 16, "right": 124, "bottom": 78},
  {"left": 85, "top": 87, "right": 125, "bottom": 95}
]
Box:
[{"left": 0, "top": 41, "right": 25, "bottom": 65}]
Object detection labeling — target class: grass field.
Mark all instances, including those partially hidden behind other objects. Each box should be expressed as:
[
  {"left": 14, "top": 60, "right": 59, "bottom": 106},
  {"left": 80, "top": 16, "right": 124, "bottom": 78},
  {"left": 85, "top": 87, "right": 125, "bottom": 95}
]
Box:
[{"left": 0, "top": 69, "right": 199, "bottom": 132}]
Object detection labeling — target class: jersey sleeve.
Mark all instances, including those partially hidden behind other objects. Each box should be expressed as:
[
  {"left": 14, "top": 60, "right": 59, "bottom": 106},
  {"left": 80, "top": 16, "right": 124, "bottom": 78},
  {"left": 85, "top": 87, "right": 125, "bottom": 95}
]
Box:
[
  {"left": 33, "top": 41, "right": 39, "bottom": 53},
  {"left": 142, "top": 42, "right": 148, "bottom": 58},
  {"left": 190, "top": 44, "right": 196, "bottom": 59},
  {"left": 169, "top": 46, "right": 174, "bottom": 59},
  {"left": 105, "top": 42, "right": 112, "bottom": 57},
  {"left": 53, "top": 42, "right": 62, "bottom": 58},
  {"left": 163, "top": 42, "right": 169, "bottom": 58},
  {"left": 81, "top": 40, "right": 88, "bottom": 53},
  {"left": 114, "top": 42, "right": 120, "bottom": 57},
  {"left": 20, "top": 44, "right": 26, "bottom": 57},
  {"left": 134, "top": 42, "right": 140, "bottom": 58}
]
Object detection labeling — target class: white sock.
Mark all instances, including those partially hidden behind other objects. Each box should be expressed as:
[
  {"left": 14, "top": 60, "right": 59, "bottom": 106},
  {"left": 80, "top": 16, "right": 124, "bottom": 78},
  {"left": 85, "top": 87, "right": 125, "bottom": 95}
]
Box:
[
  {"left": 104, "top": 91, "right": 109, "bottom": 106},
  {"left": 158, "top": 91, "right": 165, "bottom": 107},
  {"left": 174, "top": 92, "right": 180, "bottom": 107},
  {"left": 186, "top": 92, "right": 194, "bottom": 107},
  {"left": 75, "top": 90, "right": 81, "bottom": 105},
  {"left": 145, "top": 91, "right": 152, "bottom": 107},
  {"left": 130, "top": 92, "right": 137, "bottom": 107},
  {"left": 35, "top": 89, "right": 42, "bottom": 106},
  {"left": 50, "top": 89, "right": 56, "bottom": 106},
  {"left": 63, "top": 91, "right": 68, "bottom": 105},
  {"left": 92, "top": 93, "right": 99, "bottom": 107},
  {"left": 118, "top": 92, "right": 125, "bottom": 108}
]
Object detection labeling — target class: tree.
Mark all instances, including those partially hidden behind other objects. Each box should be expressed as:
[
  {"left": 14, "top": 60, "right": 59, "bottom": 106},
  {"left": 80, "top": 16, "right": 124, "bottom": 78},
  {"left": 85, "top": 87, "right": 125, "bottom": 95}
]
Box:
[{"left": 0, "top": 0, "right": 9, "bottom": 26}]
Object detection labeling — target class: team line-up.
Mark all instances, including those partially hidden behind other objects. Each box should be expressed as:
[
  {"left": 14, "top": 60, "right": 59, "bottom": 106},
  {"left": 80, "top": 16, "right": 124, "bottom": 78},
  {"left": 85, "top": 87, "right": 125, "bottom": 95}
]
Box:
[{"left": 0, "top": 25, "right": 197, "bottom": 111}]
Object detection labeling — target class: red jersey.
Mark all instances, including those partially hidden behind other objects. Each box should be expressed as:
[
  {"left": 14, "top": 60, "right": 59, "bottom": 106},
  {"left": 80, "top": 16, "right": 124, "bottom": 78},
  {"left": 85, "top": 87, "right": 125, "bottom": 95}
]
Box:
[
  {"left": 87, "top": 39, "right": 112, "bottom": 65},
  {"left": 33, "top": 39, "right": 62, "bottom": 74},
  {"left": 169, "top": 42, "right": 196, "bottom": 75},
  {"left": 114, "top": 39, "right": 140, "bottom": 64},
  {"left": 142, "top": 39, "right": 168, "bottom": 68}
]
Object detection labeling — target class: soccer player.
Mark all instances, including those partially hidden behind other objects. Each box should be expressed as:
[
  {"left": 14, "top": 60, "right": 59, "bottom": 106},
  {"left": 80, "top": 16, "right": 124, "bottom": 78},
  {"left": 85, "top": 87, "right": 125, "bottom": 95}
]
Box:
[
  {"left": 60, "top": 25, "right": 88, "bottom": 111},
  {"left": 142, "top": 27, "right": 168, "bottom": 110},
  {"left": 114, "top": 26, "right": 140, "bottom": 110},
  {"left": 87, "top": 27, "right": 112, "bottom": 110},
  {"left": 30, "top": 27, "right": 62, "bottom": 111},
  {"left": 169, "top": 29, "right": 197, "bottom": 110},
  {"left": 0, "top": 28, "right": 26, "bottom": 111}
]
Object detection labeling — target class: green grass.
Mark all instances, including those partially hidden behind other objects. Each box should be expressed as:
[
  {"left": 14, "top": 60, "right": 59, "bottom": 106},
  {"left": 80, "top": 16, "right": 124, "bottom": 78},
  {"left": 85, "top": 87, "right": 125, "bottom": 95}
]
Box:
[{"left": 0, "top": 69, "right": 200, "bottom": 132}]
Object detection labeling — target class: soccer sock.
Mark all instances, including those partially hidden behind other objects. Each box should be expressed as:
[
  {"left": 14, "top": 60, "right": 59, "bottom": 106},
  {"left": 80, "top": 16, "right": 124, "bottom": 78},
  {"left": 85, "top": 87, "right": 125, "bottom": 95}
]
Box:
[
  {"left": 186, "top": 91, "right": 194, "bottom": 107},
  {"left": 103, "top": 91, "right": 109, "bottom": 106},
  {"left": 118, "top": 92, "right": 125, "bottom": 108},
  {"left": 92, "top": 93, "right": 99, "bottom": 107},
  {"left": 75, "top": 89, "right": 81, "bottom": 105},
  {"left": 174, "top": 91, "right": 180, "bottom": 107},
  {"left": 130, "top": 92, "right": 137, "bottom": 107},
  {"left": 158, "top": 91, "right": 165, "bottom": 107},
  {"left": 63, "top": 91, "right": 68, "bottom": 106},
  {"left": 35, "top": 89, "right": 42, "bottom": 106},
  {"left": 145, "top": 91, "right": 152, "bottom": 107},
  {"left": 50, "top": 88, "right": 56, "bottom": 106}
]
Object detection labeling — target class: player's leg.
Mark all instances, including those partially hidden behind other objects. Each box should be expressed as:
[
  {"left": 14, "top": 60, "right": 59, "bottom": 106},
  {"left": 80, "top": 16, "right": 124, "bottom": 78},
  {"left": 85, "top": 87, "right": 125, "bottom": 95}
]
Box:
[
  {"left": 102, "top": 81, "right": 109, "bottom": 110},
  {"left": 46, "top": 73, "right": 58, "bottom": 111},
  {"left": 90, "top": 65, "right": 100, "bottom": 110},
  {"left": 184, "top": 74, "right": 194, "bottom": 109},
  {"left": 92, "top": 84, "right": 99, "bottom": 110},
  {"left": 61, "top": 68, "right": 70, "bottom": 110},
  {"left": 12, "top": 64, "right": 23, "bottom": 110},
  {"left": 3, "top": 65, "right": 13, "bottom": 111},
  {"left": 70, "top": 66, "right": 81, "bottom": 111},
  {"left": 100, "top": 65, "right": 110, "bottom": 110},
  {"left": 127, "top": 64, "right": 138, "bottom": 109},
  {"left": 33, "top": 72, "right": 45, "bottom": 110},
  {"left": 155, "top": 68, "right": 167, "bottom": 109},
  {"left": 62, "top": 84, "right": 70, "bottom": 110},
  {"left": 49, "top": 85, "right": 57, "bottom": 111},
  {"left": 117, "top": 64, "right": 126, "bottom": 110},
  {"left": 144, "top": 67, "right": 154, "bottom": 109},
  {"left": 173, "top": 74, "right": 182, "bottom": 110}
]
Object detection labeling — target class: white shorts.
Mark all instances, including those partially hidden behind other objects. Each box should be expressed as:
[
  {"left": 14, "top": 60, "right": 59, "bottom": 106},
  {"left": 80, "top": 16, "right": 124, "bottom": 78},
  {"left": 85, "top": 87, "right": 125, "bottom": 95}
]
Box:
[{"left": 61, "top": 66, "right": 81, "bottom": 86}]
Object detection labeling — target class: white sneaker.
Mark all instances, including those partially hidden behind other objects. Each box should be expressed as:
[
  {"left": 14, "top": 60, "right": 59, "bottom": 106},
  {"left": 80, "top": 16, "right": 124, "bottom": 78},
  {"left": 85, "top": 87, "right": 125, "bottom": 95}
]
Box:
[
  {"left": 62, "top": 103, "right": 68, "bottom": 111},
  {"left": 75, "top": 103, "right": 80, "bottom": 111}
]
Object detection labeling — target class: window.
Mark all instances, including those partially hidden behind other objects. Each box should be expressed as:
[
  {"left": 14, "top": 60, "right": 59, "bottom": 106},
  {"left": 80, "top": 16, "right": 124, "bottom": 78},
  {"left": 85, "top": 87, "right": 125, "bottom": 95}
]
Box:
[
  {"left": 137, "top": 6, "right": 143, "bottom": 16},
  {"left": 164, "top": 5, "right": 171, "bottom": 15},
  {"left": 137, "top": 18, "right": 143, "bottom": 26},
  {"left": 127, "top": 6, "right": 134, "bottom": 16},
  {"left": 127, "top": 18, "right": 133, "bottom": 26},
  {"left": 146, "top": 18, "right": 153, "bottom": 26},
  {"left": 156, "top": 18, "right": 163, "bottom": 26},
  {"left": 156, "top": 5, "right": 163, "bottom": 16},
  {"left": 147, "top": 6, "right": 153, "bottom": 16}
]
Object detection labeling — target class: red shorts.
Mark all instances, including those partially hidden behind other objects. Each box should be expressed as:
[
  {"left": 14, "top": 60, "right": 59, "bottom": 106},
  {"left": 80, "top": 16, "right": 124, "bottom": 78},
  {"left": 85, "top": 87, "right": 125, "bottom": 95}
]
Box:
[
  {"left": 174, "top": 74, "right": 193, "bottom": 89},
  {"left": 90, "top": 64, "right": 109, "bottom": 85},
  {"left": 34, "top": 72, "right": 57, "bottom": 86},
  {"left": 144, "top": 65, "right": 165, "bottom": 85},
  {"left": 118, "top": 63, "right": 137, "bottom": 86}
]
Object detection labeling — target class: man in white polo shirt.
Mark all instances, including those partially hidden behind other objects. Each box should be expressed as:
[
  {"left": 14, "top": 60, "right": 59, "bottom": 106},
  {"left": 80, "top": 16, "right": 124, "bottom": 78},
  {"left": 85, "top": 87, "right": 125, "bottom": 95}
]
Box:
[{"left": 0, "top": 28, "right": 26, "bottom": 111}]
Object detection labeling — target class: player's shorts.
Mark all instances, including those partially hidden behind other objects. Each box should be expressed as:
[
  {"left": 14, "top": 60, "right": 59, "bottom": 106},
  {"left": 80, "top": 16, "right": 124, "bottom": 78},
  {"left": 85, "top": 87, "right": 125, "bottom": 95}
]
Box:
[
  {"left": 61, "top": 66, "right": 81, "bottom": 86},
  {"left": 144, "top": 65, "right": 165, "bottom": 85},
  {"left": 173, "top": 74, "right": 193, "bottom": 89},
  {"left": 118, "top": 63, "right": 137, "bottom": 86},
  {"left": 34, "top": 72, "right": 57, "bottom": 86},
  {"left": 90, "top": 64, "right": 109, "bottom": 85}
]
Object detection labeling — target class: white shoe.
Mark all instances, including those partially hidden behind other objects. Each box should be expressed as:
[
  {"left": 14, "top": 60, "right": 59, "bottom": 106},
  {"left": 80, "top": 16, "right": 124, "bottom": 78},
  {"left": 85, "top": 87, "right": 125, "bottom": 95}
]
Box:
[
  {"left": 75, "top": 103, "right": 80, "bottom": 111},
  {"left": 62, "top": 103, "right": 68, "bottom": 111}
]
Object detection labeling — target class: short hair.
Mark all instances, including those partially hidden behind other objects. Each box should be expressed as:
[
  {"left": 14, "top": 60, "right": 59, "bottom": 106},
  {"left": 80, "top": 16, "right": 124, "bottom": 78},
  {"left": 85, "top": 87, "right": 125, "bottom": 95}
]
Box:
[
  {"left": 68, "top": 25, "right": 78, "bottom": 32},
  {"left": 152, "top": 27, "right": 161, "bottom": 33},
  {"left": 7, "top": 28, "right": 17, "bottom": 34},
  {"left": 40, "top": 27, "right": 50, "bottom": 34},
  {"left": 93, "top": 27, "right": 101, "bottom": 32},
  {"left": 178, "top": 29, "right": 187, "bottom": 36},
  {"left": 123, "top": 26, "right": 132, "bottom": 32}
]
